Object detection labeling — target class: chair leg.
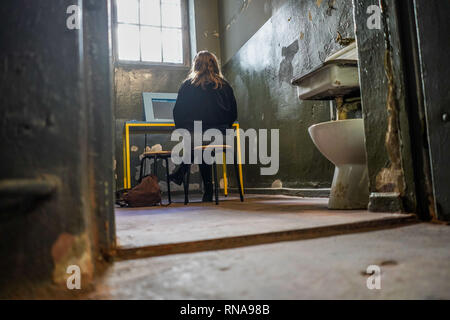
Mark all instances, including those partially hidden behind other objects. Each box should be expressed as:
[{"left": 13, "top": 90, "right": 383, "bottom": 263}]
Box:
[
  {"left": 234, "top": 151, "right": 244, "bottom": 202},
  {"left": 165, "top": 158, "right": 171, "bottom": 204},
  {"left": 222, "top": 153, "right": 228, "bottom": 197},
  {"left": 139, "top": 157, "right": 146, "bottom": 183},
  {"left": 183, "top": 165, "right": 191, "bottom": 205},
  {"left": 213, "top": 161, "right": 219, "bottom": 205},
  {"left": 153, "top": 157, "right": 158, "bottom": 177}
]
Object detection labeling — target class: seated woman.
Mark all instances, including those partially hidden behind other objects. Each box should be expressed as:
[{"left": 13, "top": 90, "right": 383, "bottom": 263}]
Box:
[{"left": 170, "top": 51, "right": 238, "bottom": 202}]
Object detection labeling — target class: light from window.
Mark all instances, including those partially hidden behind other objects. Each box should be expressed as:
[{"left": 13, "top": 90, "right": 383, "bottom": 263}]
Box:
[{"left": 116, "top": 0, "right": 183, "bottom": 64}]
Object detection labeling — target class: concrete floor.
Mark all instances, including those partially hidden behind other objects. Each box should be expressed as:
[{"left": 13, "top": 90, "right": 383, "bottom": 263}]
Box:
[
  {"left": 91, "top": 223, "right": 450, "bottom": 299},
  {"left": 115, "top": 195, "right": 410, "bottom": 248},
  {"left": 90, "top": 195, "right": 450, "bottom": 299}
]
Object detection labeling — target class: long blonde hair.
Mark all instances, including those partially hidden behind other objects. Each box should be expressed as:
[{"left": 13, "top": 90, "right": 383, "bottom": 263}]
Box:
[{"left": 186, "top": 51, "right": 224, "bottom": 89}]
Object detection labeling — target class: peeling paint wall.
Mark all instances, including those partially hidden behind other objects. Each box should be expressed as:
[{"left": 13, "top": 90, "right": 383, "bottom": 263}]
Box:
[
  {"left": 220, "top": 0, "right": 355, "bottom": 188},
  {"left": 353, "top": 0, "right": 416, "bottom": 212},
  {"left": 190, "top": 0, "right": 221, "bottom": 60},
  {"left": 218, "top": 0, "right": 288, "bottom": 63}
]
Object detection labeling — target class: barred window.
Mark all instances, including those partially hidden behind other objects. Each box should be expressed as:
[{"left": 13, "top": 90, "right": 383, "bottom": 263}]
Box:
[{"left": 114, "top": 0, "right": 188, "bottom": 65}]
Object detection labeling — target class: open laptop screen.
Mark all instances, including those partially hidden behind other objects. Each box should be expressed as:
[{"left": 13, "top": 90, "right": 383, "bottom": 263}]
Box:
[
  {"left": 143, "top": 93, "right": 178, "bottom": 123},
  {"left": 152, "top": 99, "right": 176, "bottom": 120}
]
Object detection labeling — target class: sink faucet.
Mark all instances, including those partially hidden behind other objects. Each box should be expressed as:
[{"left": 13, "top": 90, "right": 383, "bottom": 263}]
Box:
[{"left": 336, "top": 96, "right": 361, "bottom": 120}]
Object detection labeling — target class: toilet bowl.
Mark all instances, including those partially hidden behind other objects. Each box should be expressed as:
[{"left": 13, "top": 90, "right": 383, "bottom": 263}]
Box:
[{"left": 308, "top": 119, "right": 369, "bottom": 209}]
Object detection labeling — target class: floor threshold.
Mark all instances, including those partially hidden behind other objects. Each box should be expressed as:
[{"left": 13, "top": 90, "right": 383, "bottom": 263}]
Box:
[{"left": 115, "top": 214, "right": 417, "bottom": 261}]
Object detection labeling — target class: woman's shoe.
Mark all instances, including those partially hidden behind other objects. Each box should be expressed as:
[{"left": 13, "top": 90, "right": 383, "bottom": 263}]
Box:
[
  {"left": 168, "top": 173, "right": 183, "bottom": 186},
  {"left": 202, "top": 192, "right": 213, "bottom": 202},
  {"left": 169, "top": 165, "right": 188, "bottom": 185},
  {"left": 202, "top": 182, "right": 214, "bottom": 202}
]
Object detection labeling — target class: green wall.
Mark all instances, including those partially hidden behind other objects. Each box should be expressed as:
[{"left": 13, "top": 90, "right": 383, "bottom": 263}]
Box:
[
  {"left": 218, "top": 0, "right": 288, "bottom": 63},
  {"left": 221, "top": 0, "right": 355, "bottom": 188}
]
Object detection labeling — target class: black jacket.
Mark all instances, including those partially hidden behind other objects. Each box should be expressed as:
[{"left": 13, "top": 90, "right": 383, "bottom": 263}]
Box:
[{"left": 173, "top": 79, "right": 238, "bottom": 132}]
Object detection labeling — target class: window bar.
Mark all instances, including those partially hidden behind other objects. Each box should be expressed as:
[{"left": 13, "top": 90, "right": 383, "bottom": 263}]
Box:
[
  {"left": 138, "top": 0, "right": 142, "bottom": 62},
  {"left": 160, "top": 0, "right": 163, "bottom": 63},
  {"left": 116, "top": 22, "right": 178, "bottom": 29}
]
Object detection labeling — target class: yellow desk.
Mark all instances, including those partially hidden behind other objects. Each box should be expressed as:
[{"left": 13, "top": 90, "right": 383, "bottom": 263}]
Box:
[{"left": 122, "top": 122, "right": 244, "bottom": 195}]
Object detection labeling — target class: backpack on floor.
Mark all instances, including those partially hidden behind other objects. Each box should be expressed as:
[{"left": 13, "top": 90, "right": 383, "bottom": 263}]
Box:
[{"left": 120, "top": 175, "right": 162, "bottom": 207}]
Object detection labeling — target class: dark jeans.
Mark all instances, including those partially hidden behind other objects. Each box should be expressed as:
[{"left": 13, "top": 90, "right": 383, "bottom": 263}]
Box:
[
  {"left": 174, "top": 163, "right": 212, "bottom": 188},
  {"left": 174, "top": 131, "right": 228, "bottom": 188}
]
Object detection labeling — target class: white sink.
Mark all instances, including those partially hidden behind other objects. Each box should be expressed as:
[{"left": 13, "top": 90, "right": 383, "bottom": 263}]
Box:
[
  {"left": 325, "top": 42, "right": 358, "bottom": 62},
  {"left": 291, "top": 43, "right": 359, "bottom": 100}
]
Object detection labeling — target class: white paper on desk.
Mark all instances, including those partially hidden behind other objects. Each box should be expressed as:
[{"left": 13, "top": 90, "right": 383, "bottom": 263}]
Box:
[{"left": 150, "top": 144, "right": 162, "bottom": 152}]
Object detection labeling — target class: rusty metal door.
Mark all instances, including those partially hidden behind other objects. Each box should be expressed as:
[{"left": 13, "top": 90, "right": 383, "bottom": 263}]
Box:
[
  {"left": 0, "top": 0, "right": 115, "bottom": 296},
  {"left": 413, "top": 0, "right": 450, "bottom": 221}
]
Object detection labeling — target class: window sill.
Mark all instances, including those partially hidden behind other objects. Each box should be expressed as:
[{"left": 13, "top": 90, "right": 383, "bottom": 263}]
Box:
[{"left": 115, "top": 61, "right": 190, "bottom": 71}]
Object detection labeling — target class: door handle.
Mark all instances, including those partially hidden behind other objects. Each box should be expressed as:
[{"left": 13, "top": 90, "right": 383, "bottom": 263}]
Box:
[
  {"left": 0, "top": 179, "right": 57, "bottom": 197},
  {"left": 0, "top": 178, "right": 58, "bottom": 214}
]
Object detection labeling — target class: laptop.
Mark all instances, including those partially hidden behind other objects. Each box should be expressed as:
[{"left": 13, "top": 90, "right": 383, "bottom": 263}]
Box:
[{"left": 143, "top": 92, "right": 178, "bottom": 123}]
